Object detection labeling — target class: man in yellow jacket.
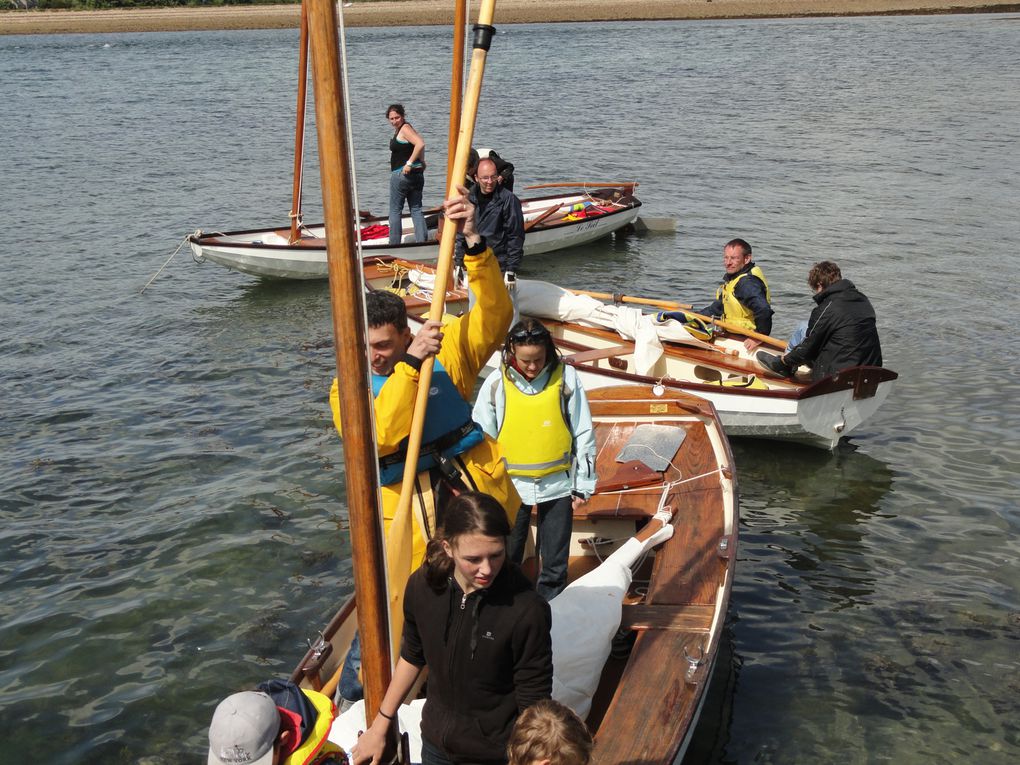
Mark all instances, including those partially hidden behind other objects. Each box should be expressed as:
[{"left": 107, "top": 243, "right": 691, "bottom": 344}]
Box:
[
  {"left": 328, "top": 188, "right": 521, "bottom": 705},
  {"left": 658, "top": 238, "right": 773, "bottom": 352}
]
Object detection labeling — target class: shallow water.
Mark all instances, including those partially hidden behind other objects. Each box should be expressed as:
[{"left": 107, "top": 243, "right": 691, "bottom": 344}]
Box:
[{"left": 1, "top": 13, "right": 1018, "bottom": 764}]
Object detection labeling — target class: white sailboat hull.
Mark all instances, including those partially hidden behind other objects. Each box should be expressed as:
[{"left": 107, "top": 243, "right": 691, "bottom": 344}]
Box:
[
  {"left": 395, "top": 276, "right": 897, "bottom": 449},
  {"left": 189, "top": 188, "right": 642, "bottom": 280}
]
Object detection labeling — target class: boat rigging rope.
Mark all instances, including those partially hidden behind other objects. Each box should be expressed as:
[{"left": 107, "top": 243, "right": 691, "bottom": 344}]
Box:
[
  {"left": 604, "top": 466, "right": 726, "bottom": 496},
  {"left": 585, "top": 480, "right": 677, "bottom": 570},
  {"left": 141, "top": 233, "right": 194, "bottom": 294}
]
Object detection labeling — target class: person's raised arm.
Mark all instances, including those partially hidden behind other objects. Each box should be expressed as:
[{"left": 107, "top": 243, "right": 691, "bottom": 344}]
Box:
[
  {"left": 440, "top": 186, "right": 513, "bottom": 394},
  {"left": 443, "top": 184, "right": 480, "bottom": 247}
]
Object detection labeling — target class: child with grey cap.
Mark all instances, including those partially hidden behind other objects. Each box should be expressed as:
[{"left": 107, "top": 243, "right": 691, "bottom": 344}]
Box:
[
  {"left": 207, "top": 691, "right": 279, "bottom": 765},
  {"left": 208, "top": 681, "right": 347, "bottom": 765}
]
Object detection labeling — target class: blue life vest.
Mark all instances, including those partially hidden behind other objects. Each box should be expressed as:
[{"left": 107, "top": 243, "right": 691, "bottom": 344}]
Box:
[{"left": 372, "top": 359, "right": 484, "bottom": 486}]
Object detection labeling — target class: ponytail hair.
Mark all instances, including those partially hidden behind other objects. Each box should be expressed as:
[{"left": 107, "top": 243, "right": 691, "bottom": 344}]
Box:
[{"left": 424, "top": 492, "right": 511, "bottom": 592}]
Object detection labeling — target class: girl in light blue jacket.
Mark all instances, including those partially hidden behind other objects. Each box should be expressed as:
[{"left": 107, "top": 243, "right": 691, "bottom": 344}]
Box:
[{"left": 473, "top": 319, "right": 597, "bottom": 600}]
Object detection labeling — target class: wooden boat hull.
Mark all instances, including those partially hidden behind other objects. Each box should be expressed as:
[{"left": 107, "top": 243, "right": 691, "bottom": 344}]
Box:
[
  {"left": 188, "top": 188, "right": 641, "bottom": 280},
  {"left": 291, "top": 385, "right": 736, "bottom": 764}
]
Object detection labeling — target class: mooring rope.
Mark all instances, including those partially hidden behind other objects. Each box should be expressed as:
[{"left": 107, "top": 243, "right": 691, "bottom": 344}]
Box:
[{"left": 141, "top": 232, "right": 194, "bottom": 294}]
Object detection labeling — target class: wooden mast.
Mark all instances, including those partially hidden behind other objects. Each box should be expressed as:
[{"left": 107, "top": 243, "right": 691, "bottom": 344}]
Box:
[
  {"left": 386, "top": 0, "right": 500, "bottom": 658},
  {"left": 305, "top": 0, "right": 391, "bottom": 718},
  {"left": 447, "top": 0, "right": 467, "bottom": 183},
  {"left": 288, "top": 1, "right": 310, "bottom": 244}
]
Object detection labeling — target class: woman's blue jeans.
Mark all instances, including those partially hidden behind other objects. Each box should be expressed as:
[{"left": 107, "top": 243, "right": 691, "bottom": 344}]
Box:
[
  {"left": 389, "top": 168, "right": 427, "bottom": 245},
  {"left": 508, "top": 495, "right": 573, "bottom": 601}
]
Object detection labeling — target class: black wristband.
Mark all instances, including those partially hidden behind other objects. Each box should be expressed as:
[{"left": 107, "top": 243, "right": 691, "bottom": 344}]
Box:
[
  {"left": 401, "top": 352, "right": 424, "bottom": 371},
  {"left": 464, "top": 236, "right": 487, "bottom": 256},
  {"left": 378, "top": 708, "right": 395, "bottom": 721}
]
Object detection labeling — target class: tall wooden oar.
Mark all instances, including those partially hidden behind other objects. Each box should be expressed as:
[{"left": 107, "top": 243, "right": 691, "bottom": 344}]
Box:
[
  {"left": 306, "top": 0, "right": 391, "bottom": 719},
  {"left": 446, "top": 0, "right": 467, "bottom": 183},
  {"left": 570, "top": 287, "right": 786, "bottom": 349},
  {"left": 288, "top": 2, "right": 310, "bottom": 244},
  {"left": 386, "top": 0, "right": 499, "bottom": 660}
]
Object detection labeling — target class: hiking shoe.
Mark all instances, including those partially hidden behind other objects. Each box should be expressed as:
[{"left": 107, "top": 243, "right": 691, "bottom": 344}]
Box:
[{"left": 757, "top": 351, "right": 793, "bottom": 376}]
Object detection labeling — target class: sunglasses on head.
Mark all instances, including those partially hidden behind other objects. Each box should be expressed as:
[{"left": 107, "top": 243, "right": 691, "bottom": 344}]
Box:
[{"left": 510, "top": 326, "right": 549, "bottom": 343}]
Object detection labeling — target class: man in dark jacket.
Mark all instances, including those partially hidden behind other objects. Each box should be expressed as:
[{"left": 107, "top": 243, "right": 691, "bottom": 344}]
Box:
[
  {"left": 757, "top": 261, "right": 882, "bottom": 381},
  {"left": 456, "top": 158, "right": 525, "bottom": 285}
]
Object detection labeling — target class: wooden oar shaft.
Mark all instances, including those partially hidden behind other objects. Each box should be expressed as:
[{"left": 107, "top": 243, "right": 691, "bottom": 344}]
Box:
[
  {"left": 570, "top": 288, "right": 785, "bottom": 348},
  {"left": 523, "top": 181, "right": 639, "bottom": 190},
  {"left": 390, "top": 0, "right": 498, "bottom": 659},
  {"left": 288, "top": 3, "right": 309, "bottom": 244},
  {"left": 571, "top": 288, "right": 691, "bottom": 311},
  {"left": 523, "top": 201, "right": 563, "bottom": 232},
  {"left": 398, "top": 4, "right": 496, "bottom": 478},
  {"left": 307, "top": 0, "right": 391, "bottom": 719}
]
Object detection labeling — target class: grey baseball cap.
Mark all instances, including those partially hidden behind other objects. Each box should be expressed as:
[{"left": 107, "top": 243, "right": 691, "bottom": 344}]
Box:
[{"left": 207, "top": 691, "right": 278, "bottom": 765}]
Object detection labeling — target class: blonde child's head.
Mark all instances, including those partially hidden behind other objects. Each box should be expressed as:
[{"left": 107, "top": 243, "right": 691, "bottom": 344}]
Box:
[{"left": 507, "top": 700, "right": 593, "bottom": 765}]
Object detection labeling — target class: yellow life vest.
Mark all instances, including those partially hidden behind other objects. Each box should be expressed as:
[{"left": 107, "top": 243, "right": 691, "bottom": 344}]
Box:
[
  {"left": 716, "top": 265, "right": 770, "bottom": 330},
  {"left": 498, "top": 364, "right": 572, "bottom": 478},
  {"left": 284, "top": 689, "right": 346, "bottom": 765}
]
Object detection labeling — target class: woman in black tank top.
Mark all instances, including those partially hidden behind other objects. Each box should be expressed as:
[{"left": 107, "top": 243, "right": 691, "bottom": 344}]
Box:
[{"left": 386, "top": 103, "right": 428, "bottom": 245}]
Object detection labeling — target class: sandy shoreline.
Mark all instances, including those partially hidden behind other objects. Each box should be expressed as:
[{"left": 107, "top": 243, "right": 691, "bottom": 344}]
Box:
[{"left": 2, "top": 1, "right": 1019, "bottom": 36}]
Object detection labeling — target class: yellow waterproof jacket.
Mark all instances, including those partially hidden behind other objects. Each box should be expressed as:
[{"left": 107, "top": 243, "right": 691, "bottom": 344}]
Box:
[
  {"left": 717, "top": 264, "right": 771, "bottom": 330},
  {"left": 329, "top": 246, "right": 519, "bottom": 653}
]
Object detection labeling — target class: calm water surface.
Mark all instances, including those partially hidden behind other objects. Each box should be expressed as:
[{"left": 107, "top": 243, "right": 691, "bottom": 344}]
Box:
[{"left": 1, "top": 13, "right": 1018, "bottom": 764}]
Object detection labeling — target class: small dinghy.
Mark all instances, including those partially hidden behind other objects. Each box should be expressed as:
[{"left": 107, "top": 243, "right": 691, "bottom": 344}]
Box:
[
  {"left": 294, "top": 385, "right": 737, "bottom": 765},
  {"left": 189, "top": 184, "right": 642, "bottom": 280},
  {"left": 373, "top": 262, "right": 897, "bottom": 449}
]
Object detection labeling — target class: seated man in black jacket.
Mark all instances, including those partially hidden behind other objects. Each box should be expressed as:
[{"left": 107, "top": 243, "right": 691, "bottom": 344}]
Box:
[{"left": 757, "top": 261, "right": 882, "bottom": 381}]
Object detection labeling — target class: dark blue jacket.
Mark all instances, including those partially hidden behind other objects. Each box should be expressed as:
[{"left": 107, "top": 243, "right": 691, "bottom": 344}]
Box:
[{"left": 456, "top": 184, "right": 525, "bottom": 273}]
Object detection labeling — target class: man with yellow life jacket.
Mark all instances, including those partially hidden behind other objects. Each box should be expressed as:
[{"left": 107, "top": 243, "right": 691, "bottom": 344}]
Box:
[
  {"left": 659, "top": 238, "right": 773, "bottom": 352},
  {"left": 328, "top": 188, "right": 520, "bottom": 707},
  {"left": 207, "top": 680, "right": 346, "bottom": 765},
  {"left": 328, "top": 189, "right": 519, "bottom": 566},
  {"left": 473, "top": 319, "right": 597, "bottom": 600}
]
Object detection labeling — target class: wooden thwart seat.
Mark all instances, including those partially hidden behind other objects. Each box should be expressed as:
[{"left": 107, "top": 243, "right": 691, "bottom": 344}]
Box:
[
  {"left": 562, "top": 343, "right": 635, "bottom": 365},
  {"left": 621, "top": 603, "right": 714, "bottom": 633}
]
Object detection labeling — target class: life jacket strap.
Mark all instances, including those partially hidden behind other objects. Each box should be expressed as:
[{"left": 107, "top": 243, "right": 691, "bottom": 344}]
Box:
[{"left": 378, "top": 420, "right": 478, "bottom": 470}]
